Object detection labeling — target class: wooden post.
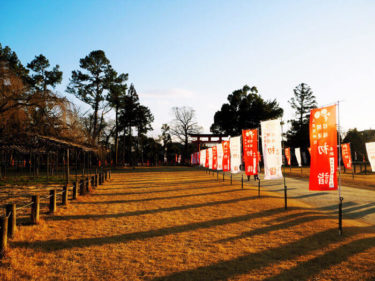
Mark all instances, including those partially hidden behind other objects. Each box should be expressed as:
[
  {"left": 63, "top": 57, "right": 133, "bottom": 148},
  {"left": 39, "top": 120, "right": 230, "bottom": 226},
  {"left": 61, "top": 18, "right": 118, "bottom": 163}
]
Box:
[
  {"left": 31, "top": 195, "right": 40, "bottom": 224},
  {"left": 105, "top": 169, "right": 107, "bottom": 180},
  {"left": 62, "top": 185, "right": 68, "bottom": 205},
  {"left": 72, "top": 182, "right": 77, "bottom": 199},
  {"left": 50, "top": 189, "right": 57, "bottom": 213},
  {"left": 0, "top": 216, "right": 8, "bottom": 255},
  {"left": 5, "top": 204, "right": 16, "bottom": 238},
  {"left": 95, "top": 174, "right": 98, "bottom": 187},
  {"left": 230, "top": 174, "right": 232, "bottom": 185},
  {"left": 85, "top": 177, "right": 89, "bottom": 192},
  {"left": 108, "top": 169, "right": 111, "bottom": 179}
]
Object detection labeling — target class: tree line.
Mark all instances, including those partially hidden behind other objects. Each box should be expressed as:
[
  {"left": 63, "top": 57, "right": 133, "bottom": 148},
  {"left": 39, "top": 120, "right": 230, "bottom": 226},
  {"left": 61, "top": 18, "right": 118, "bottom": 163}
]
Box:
[
  {"left": 210, "top": 83, "right": 374, "bottom": 163},
  {"left": 0, "top": 44, "right": 156, "bottom": 166},
  {"left": 1, "top": 42, "right": 372, "bottom": 166}
]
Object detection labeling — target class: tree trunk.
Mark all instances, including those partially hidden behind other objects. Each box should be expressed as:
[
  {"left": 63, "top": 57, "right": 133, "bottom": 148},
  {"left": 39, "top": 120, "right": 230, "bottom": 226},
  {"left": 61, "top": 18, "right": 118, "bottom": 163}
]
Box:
[
  {"left": 93, "top": 100, "right": 99, "bottom": 144},
  {"left": 122, "top": 128, "right": 126, "bottom": 165}
]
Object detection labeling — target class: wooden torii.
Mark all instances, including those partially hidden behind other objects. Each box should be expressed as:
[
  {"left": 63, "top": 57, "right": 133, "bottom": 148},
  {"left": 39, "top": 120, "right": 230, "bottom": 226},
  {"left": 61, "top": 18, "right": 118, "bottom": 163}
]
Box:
[{"left": 189, "top": 133, "right": 227, "bottom": 151}]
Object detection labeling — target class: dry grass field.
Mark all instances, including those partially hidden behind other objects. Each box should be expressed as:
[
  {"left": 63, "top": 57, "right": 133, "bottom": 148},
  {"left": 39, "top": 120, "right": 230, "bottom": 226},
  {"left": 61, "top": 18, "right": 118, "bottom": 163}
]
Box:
[{"left": 1, "top": 167, "right": 375, "bottom": 281}]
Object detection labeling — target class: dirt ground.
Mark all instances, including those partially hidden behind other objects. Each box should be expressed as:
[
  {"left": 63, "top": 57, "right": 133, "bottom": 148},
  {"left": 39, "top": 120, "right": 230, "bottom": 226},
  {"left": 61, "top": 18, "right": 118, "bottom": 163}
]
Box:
[{"left": 1, "top": 167, "right": 375, "bottom": 281}]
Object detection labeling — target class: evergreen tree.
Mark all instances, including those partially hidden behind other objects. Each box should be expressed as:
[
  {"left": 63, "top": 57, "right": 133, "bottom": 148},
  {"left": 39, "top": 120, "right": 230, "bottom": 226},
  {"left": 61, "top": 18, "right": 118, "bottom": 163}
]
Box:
[
  {"left": 67, "top": 50, "right": 114, "bottom": 143},
  {"left": 27, "top": 54, "right": 62, "bottom": 92},
  {"left": 210, "top": 85, "right": 283, "bottom": 135},
  {"left": 286, "top": 83, "right": 317, "bottom": 148},
  {"left": 107, "top": 72, "right": 128, "bottom": 166}
]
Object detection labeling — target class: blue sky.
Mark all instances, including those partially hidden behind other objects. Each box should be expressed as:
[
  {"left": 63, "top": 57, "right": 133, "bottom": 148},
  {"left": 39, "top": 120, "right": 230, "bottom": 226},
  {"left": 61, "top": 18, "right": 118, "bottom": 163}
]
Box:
[{"left": 1, "top": 0, "right": 375, "bottom": 136}]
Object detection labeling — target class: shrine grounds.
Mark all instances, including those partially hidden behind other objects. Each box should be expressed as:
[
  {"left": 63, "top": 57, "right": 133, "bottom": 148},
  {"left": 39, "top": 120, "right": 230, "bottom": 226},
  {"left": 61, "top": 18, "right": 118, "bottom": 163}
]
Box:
[{"left": 1, "top": 167, "right": 375, "bottom": 280}]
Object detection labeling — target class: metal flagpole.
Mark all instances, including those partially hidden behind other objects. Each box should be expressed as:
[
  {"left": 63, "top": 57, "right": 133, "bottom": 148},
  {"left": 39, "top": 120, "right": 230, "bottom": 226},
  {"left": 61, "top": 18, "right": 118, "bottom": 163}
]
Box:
[
  {"left": 337, "top": 101, "right": 344, "bottom": 236},
  {"left": 281, "top": 120, "right": 288, "bottom": 210},
  {"left": 257, "top": 128, "right": 261, "bottom": 197}
]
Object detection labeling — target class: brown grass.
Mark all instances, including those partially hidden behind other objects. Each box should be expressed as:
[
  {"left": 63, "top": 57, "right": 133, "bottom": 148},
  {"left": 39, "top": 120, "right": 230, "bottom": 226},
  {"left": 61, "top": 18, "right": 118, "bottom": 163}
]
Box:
[{"left": 1, "top": 167, "right": 375, "bottom": 281}]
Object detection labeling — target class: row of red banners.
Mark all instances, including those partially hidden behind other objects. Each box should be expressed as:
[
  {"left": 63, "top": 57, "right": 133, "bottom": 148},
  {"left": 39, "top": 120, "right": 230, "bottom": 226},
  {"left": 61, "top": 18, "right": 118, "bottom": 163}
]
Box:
[
  {"left": 283, "top": 144, "right": 352, "bottom": 170},
  {"left": 191, "top": 104, "right": 359, "bottom": 191}
]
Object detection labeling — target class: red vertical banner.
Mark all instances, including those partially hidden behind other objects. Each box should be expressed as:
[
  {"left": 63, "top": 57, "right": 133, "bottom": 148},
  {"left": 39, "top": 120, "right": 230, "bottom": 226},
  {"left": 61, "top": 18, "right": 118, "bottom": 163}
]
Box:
[
  {"left": 285, "top": 148, "right": 291, "bottom": 166},
  {"left": 242, "top": 129, "right": 258, "bottom": 175},
  {"left": 309, "top": 105, "right": 338, "bottom": 191},
  {"left": 341, "top": 143, "right": 352, "bottom": 169},
  {"left": 222, "top": 141, "right": 230, "bottom": 172},
  {"left": 212, "top": 146, "right": 218, "bottom": 170}
]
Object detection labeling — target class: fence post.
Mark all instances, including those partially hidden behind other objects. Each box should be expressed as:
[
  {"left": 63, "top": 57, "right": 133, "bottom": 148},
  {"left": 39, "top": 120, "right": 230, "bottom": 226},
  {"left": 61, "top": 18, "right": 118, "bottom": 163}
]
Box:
[
  {"left": 72, "top": 182, "right": 78, "bottom": 199},
  {"left": 62, "top": 185, "right": 68, "bottom": 205},
  {"left": 50, "top": 189, "right": 57, "bottom": 213},
  {"left": 31, "top": 195, "right": 40, "bottom": 224},
  {"left": 5, "top": 204, "right": 16, "bottom": 238},
  {"left": 0, "top": 216, "right": 8, "bottom": 256}
]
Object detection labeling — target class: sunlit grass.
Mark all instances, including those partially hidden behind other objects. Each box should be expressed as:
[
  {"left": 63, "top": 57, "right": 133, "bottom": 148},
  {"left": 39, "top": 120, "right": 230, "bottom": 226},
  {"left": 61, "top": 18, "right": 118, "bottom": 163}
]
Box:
[{"left": 1, "top": 168, "right": 374, "bottom": 280}]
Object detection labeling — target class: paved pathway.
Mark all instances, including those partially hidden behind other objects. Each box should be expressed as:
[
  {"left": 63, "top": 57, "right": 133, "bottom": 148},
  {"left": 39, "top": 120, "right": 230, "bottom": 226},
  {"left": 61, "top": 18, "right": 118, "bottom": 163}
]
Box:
[{"left": 219, "top": 170, "right": 375, "bottom": 225}]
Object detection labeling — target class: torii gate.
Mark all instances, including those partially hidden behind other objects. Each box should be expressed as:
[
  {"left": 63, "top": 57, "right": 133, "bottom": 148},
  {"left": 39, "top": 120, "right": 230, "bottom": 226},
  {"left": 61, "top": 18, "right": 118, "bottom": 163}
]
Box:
[{"left": 189, "top": 134, "right": 227, "bottom": 152}]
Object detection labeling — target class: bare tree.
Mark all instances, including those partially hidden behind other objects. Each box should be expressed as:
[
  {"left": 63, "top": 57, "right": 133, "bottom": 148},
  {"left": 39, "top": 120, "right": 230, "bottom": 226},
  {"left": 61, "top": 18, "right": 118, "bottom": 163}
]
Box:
[{"left": 170, "top": 106, "right": 202, "bottom": 163}]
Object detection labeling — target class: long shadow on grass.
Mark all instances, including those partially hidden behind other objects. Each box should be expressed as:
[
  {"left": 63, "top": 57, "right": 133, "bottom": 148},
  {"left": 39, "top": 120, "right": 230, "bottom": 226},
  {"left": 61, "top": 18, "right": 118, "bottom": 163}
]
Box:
[
  {"left": 151, "top": 226, "right": 375, "bottom": 281},
  {"left": 217, "top": 214, "right": 329, "bottom": 243},
  {"left": 74, "top": 189, "right": 248, "bottom": 205},
  {"left": 96, "top": 182, "right": 227, "bottom": 194},
  {"left": 292, "top": 192, "right": 328, "bottom": 199},
  {"left": 264, "top": 235, "right": 375, "bottom": 281},
  {"left": 12, "top": 207, "right": 302, "bottom": 251},
  {"left": 46, "top": 195, "right": 277, "bottom": 221},
  {"left": 110, "top": 178, "right": 215, "bottom": 187},
  {"left": 112, "top": 167, "right": 196, "bottom": 173},
  {"left": 318, "top": 201, "right": 375, "bottom": 220}
]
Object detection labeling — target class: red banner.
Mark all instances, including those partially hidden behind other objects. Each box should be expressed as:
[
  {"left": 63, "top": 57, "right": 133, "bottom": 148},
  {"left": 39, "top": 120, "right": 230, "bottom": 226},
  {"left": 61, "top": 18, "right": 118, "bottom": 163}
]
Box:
[
  {"left": 341, "top": 143, "right": 352, "bottom": 169},
  {"left": 222, "top": 141, "right": 230, "bottom": 171},
  {"left": 309, "top": 105, "right": 337, "bottom": 191},
  {"left": 285, "top": 148, "right": 291, "bottom": 166},
  {"left": 212, "top": 146, "right": 218, "bottom": 170},
  {"left": 242, "top": 129, "right": 258, "bottom": 175}
]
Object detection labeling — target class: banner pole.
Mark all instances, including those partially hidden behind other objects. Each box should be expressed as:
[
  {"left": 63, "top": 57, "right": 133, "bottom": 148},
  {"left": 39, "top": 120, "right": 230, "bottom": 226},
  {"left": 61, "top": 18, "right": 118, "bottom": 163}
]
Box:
[
  {"left": 337, "top": 101, "right": 343, "bottom": 236},
  {"left": 281, "top": 120, "right": 288, "bottom": 210}
]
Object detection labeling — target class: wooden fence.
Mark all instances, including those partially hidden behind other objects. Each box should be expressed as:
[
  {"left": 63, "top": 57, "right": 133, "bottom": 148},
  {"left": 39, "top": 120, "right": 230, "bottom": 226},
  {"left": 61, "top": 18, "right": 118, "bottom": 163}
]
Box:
[{"left": 0, "top": 168, "right": 111, "bottom": 256}]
